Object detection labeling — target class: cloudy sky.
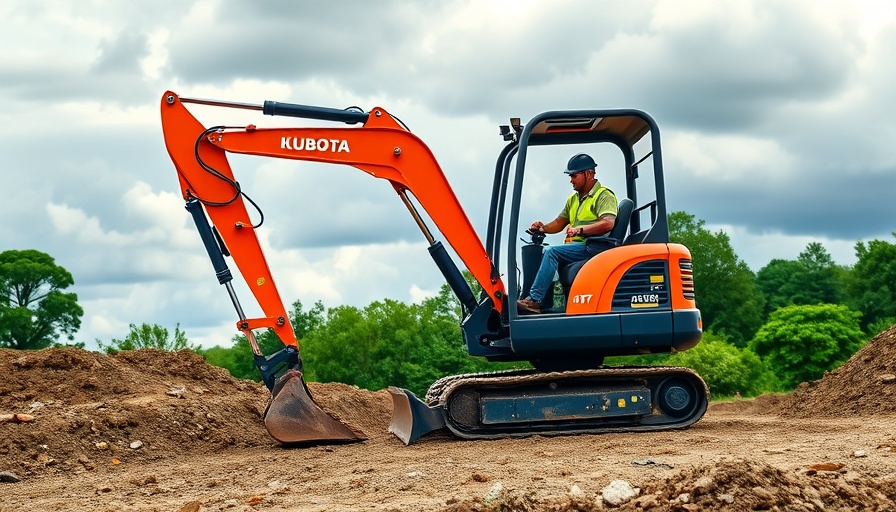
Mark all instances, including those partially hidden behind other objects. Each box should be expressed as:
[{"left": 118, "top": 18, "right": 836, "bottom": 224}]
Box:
[{"left": 2, "top": 0, "right": 894, "bottom": 350}]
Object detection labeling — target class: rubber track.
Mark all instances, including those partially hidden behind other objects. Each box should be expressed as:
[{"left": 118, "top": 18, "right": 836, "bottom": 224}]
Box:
[{"left": 426, "top": 366, "right": 709, "bottom": 440}]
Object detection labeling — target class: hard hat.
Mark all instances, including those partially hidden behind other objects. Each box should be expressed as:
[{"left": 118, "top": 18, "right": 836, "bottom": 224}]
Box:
[{"left": 565, "top": 153, "right": 597, "bottom": 174}]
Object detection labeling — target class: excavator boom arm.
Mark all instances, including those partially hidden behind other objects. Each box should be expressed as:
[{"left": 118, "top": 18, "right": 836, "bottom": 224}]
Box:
[{"left": 160, "top": 92, "right": 505, "bottom": 333}]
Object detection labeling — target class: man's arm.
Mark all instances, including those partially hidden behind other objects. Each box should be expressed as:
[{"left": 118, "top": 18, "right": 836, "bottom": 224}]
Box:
[
  {"left": 530, "top": 215, "right": 568, "bottom": 234},
  {"left": 576, "top": 214, "right": 615, "bottom": 237}
]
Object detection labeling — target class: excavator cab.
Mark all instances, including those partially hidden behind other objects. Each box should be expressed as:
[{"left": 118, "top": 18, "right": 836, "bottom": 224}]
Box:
[
  {"left": 470, "top": 110, "right": 703, "bottom": 367},
  {"left": 391, "top": 110, "right": 708, "bottom": 443}
]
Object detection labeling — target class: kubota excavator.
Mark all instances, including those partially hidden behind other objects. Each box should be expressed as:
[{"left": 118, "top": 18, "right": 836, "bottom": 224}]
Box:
[{"left": 160, "top": 90, "right": 708, "bottom": 446}]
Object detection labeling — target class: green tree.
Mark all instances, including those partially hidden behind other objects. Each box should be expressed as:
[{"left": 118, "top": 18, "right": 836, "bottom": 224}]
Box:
[
  {"left": 668, "top": 212, "right": 764, "bottom": 346},
  {"left": 797, "top": 242, "right": 846, "bottom": 305},
  {"left": 668, "top": 333, "right": 778, "bottom": 398},
  {"left": 755, "top": 259, "right": 804, "bottom": 316},
  {"left": 300, "top": 287, "right": 518, "bottom": 396},
  {"left": 98, "top": 323, "right": 197, "bottom": 354},
  {"left": 0, "top": 249, "right": 83, "bottom": 349},
  {"left": 846, "top": 234, "right": 896, "bottom": 334},
  {"left": 748, "top": 304, "right": 866, "bottom": 389},
  {"left": 199, "top": 299, "right": 327, "bottom": 381},
  {"left": 292, "top": 299, "right": 326, "bottom": 339},
  {"left": 756, "top": 243, "right": 846, "bottom": 317}
]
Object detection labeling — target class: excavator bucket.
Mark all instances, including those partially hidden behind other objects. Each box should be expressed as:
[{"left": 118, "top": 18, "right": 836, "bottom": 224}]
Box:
[
  {"left": 387, "top": 387, "right": 447, "bottom": 445},
  {"left": 264, "top": 370, "right": 367, "bottom": 445}
]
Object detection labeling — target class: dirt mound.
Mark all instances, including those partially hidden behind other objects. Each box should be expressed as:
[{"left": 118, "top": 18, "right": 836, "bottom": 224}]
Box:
[
  {"left": 779, "top": 324, "right": 896, "bottom": 418},
  {"left": 618, "top": 458, "right": 896, "bottom": 511},
  {"left": 0, "top": 348, "right": 391, "bottom": 478},
  {"left": 3, "top": 345, "right": 896, "bottom": 511},
  {"left": 437, "top": 458, "right": 896, "bottom": 511}
]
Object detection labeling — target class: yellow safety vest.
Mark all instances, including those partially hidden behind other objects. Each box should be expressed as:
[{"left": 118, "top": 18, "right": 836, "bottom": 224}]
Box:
[{"left": 566, "top": 186, "right": 615, "bottom": 243}]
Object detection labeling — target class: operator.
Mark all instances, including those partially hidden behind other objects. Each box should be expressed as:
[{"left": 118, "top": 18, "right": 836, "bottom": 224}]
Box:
[{"left": 517, "top": 153, "right": 618, "bottom": 315}]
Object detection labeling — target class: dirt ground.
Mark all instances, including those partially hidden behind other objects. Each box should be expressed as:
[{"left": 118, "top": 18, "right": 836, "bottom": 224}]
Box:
[{"left": 2, "top": 327, "right": 896, "bottom": 511}]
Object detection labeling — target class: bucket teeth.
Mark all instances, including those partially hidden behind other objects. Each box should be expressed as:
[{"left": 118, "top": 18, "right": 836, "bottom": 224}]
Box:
[
  {"left": 263, "top": 370, "right": 366, "bottom": 445},
  {"left": 387, "top": 387, "right": 446, "bottom": 445}
]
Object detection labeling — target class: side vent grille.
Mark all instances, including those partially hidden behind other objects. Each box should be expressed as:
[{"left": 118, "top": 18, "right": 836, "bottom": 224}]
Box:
[
  {"left": 680, "top": 259, "right": 696, "bottom": 301},
  {"left": 612, "top": 260, "right": 669, "bottom": 310}
]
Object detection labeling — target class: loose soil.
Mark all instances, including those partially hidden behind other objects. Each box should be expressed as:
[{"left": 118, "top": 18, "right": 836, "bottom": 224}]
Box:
[{"left": 2, "top": 326, "right": 896, "bottom": 511}]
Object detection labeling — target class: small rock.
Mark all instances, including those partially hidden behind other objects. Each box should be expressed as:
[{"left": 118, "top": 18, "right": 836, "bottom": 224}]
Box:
[
  {"left": 632, "top": 458, "right": 674, "bottom": 469},
  {"left": 483, "top": 481, "right": 504, "bottom": 505},
  {"left": 634, "top": 494, "right": 660, "bottom": 508},
  {"left": 167, "top": 386, "right": 186, "bottom": 398},
  {"left": 95, "top": 442, "right": 109, "bottom": 450},
  {"left": 78, "top": 455, "right": 95, "bottom": 471},
  {"left": 751, "top": 486, "right": 773, "bottom": 499},
  {"left": 693, "top": 476, "right": 715, "bottom": 495},
  {"left": 602, "top": 480, "right": 639, "bottom": 506},
  {"left": 807, "top": 462, "right": 844, "bottom": 472},
  {"left": 677, "top": 493, "right": 690, "bottom": 503},
  {"left": 406, "top": 471, "right": 425, "bottom": 477},
  {"left": 28, "top": 402, "right": 46, "bottom": 412},
  {"left": 854, "top": 450, "right": 867, "bottom": 458},
  {"left": 0, "top": 414, "right": 13, "bottom": 423},
  {"left": 129, "top": 440, "right": 144, "bottom": 450},
  {"left": 880, "top": 374, "right": 896, "bottom": 384},
  {"left": 178, "top": 502, "right": 201, "bottom": 512},
  {"left": 13, "top": 414, "right": 35, "bottom": 423},
  {"left": 0, "top": 471, "right": 21, "bottom": 483},
  {"left": 569, "top": 484, "right": 584, "bottom": 497},
  {"left": 718, "top": 493, "right": 735, "bottom": 504}
]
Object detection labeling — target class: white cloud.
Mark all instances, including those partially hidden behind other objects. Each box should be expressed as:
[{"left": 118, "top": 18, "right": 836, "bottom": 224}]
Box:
[{"left": 665, "top": 132, "right": 795, "bottom": 182}]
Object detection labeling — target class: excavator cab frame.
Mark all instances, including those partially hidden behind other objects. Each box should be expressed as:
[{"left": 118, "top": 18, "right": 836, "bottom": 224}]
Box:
[{"left": 461, "top": 110, "right": 701, "bottom": 370}]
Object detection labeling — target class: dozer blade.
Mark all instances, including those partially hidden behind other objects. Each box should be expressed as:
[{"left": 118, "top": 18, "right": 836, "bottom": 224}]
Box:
[
  {"left": 387, "top": 386, "right": 446, "bottom": 445},
  {"left": 263, "top": 369, "right": 366, "bottom": 445}
]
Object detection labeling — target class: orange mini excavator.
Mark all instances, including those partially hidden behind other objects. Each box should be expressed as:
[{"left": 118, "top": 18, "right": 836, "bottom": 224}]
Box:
[{"left": 160, "top": 91, "right": 708, "bottom": 445}]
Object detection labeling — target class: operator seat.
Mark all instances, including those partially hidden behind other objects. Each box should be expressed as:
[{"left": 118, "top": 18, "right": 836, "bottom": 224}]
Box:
[{"left": 558, "top": 197, "right": 634, "bottom": 297}]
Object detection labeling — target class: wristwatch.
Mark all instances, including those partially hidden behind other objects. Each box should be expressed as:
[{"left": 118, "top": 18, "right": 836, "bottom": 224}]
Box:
[{"left": 578, "top": 227, "right": 585, "bottom": 237}]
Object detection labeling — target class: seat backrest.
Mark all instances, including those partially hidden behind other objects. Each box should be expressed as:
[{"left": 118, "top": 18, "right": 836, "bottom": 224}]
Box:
[{"left": 610, "top": 197, "right": 634, "bottom": 244}]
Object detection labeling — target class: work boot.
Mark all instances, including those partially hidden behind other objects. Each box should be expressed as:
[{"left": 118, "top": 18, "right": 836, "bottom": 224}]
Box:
[{"left": 517, "top": 298, "right": 542, "bottom": 315}]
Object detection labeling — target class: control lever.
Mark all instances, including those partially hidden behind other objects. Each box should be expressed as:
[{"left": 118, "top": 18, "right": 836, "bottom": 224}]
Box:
[{"left": 524, "top": 228, "right": 546, "bottom": 246}]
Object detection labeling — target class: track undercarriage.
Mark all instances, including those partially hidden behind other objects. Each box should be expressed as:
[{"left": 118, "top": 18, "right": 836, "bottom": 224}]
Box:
[{"left": 389, "top": 366, "right": 709, "bottom": 444}]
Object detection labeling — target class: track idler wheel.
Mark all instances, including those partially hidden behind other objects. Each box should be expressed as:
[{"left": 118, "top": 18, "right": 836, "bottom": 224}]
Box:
[{"left": 657, "top": 377, "right": 702, "bottom": 419}]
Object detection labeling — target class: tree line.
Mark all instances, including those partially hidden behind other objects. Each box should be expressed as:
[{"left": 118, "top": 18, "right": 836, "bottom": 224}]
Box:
[{"left": 2, "top": 213, "right": 894, "bottom": 399}]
